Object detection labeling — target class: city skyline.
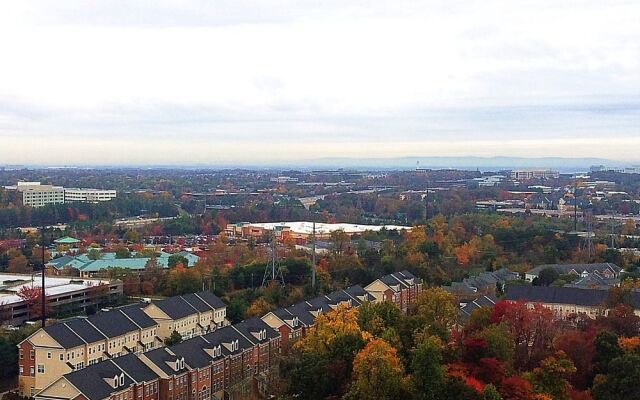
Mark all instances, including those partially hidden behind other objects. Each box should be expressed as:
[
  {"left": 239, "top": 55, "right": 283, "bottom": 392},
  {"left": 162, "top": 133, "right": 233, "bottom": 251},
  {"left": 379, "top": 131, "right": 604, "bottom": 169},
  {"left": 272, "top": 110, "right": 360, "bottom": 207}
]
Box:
[{"left": 0, "top": 0, "right": 638, "bottom": 164}]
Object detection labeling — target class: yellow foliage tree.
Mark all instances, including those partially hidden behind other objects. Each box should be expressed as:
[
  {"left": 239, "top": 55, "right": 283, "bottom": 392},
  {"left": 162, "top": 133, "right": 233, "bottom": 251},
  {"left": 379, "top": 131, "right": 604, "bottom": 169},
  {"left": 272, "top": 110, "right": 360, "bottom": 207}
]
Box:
[
  {"left": 295, "top": 304, "right": 366, "bottom": 354},
  {"left": 346, "top": 338, "right": 407, "bottom": 400}
]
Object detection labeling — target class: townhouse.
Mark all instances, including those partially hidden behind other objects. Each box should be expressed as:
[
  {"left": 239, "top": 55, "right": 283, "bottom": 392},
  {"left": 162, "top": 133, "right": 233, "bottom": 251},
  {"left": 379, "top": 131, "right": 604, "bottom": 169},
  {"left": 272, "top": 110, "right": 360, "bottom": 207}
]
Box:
[
  {"left": 142, "top": 293, "right": 227, "bottom": 340},
  {"left": 19, "top": 292, "right": 226, "bottom": 397},
  {"left": 28, "top": 271, "right": 423, "bottom": 400},
  {"left": 364, "top": 270, "right": 422, "bottom": 313},
  {"left": 35, "top": 321, "right": 281, "bottom": 400},
  {"left": 261, "top": 285, "right": 376, "bottom": 350}
]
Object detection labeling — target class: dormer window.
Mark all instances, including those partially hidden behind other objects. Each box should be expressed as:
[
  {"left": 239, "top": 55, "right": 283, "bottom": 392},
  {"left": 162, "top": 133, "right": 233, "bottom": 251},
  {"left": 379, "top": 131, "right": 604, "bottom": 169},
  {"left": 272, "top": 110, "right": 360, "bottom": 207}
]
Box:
[
  {"left": 292, "top": 317, "right": 299, "bottom": 327},
  {"left": 232, "top": 339, "right": 239, "bottom": 352},
  {"left": 180, "top": 357, "right": 185, "bottom": 370},
  {"left": 119, "top": 373, "right": 125, "bottom": 387},
  {"left": 113, "top": 375, "right": 119, "bottom": 389},
  {"left": 214, "top": 345, "right": 222, "bottom": 358}
]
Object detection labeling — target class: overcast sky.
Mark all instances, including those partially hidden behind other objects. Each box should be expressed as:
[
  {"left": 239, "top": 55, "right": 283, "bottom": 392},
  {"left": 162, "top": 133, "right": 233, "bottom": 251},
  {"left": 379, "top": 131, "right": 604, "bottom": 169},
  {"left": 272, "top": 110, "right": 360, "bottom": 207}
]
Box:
[{"left": 0, "top": 0, "right": 638, "bottom": 165}]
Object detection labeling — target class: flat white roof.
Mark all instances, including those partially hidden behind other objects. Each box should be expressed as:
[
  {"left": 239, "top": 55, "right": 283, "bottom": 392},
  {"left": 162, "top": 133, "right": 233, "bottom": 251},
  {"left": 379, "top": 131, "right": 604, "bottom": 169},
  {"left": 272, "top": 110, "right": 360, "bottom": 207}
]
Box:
[
  {"left": 244, "top": 221, "right": 410, "bottom": 235},
  {"left": 0, "top": 273, "right": 112, "bottom": 305}
]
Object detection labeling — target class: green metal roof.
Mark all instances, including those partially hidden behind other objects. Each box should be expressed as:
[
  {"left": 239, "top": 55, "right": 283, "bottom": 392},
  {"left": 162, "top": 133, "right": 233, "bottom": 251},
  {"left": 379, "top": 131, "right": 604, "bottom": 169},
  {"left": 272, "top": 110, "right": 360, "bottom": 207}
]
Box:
[{"left": 54, "top": 236, "right": 81, "bottom": 244}]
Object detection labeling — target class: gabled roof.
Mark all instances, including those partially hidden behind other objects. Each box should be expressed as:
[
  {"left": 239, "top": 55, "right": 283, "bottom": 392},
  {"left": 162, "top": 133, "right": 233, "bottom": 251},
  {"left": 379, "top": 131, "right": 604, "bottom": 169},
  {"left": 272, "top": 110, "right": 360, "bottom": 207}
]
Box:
[
  {"left": 111, "top": 353, "right": 159, "bottom": 383},
  {"left": 233, "top": 318, "right": 280, "bottom": 345},
  {"left": 284, "top": 303, "right": 316, "bottom": 326},
  {"left": 343, "top": 285, "right": 376, "bottom": 303},
  {"left": 64, "top": 318, "right": 107, "bottom": 343},
  {"left": 88, "top": 309, "right": 139, "bottom": 338},
  {"left": 169, "top": 336, "right": 215, "bottom": 369},
  {"left": 42, "top": 323, "right": 85, "bottom": 349},
  {"left": 202, "top": 325, "right": 253, "bottom": 354},
  {"left": 118, "top": 305, "right": 158, "bottom": 329},
  {"left": 153, "top": 296, "right": 199, "bottom": 320},
  {"left": 459, "top": 295, "right": 497, "bottom": 322},
  {"left": 65, "top": 358, "right": 136, "bottom": 400},
  {"left": 144, "top": 348, "right": 189, "bottom": 376},
  {"left": 193, "top": 291, "right": 226, "bottom": 309},
  {"left": 526, "top": 263, "right": 621, "bottom": 276}
]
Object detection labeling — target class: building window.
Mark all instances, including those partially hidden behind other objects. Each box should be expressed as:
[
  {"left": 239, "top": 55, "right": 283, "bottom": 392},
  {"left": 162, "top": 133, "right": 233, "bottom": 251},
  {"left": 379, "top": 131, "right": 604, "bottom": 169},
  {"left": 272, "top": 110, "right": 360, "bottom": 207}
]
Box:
[
  {"left": 60, "top": 354, "right": 64, "bottom": 361},
  {"left": 30, "top": 367, "right": 35, "bottom": 376},
  {"left": 47, "top": 352, "right": 52, "bottom": 359},
  {"left": 30, "top": 350, "right": 34, "bottom": 360},
  {"left": 19, "top": 367, "right": 23, "bottom": 375},
  {"left": 37, "top": 365, "right": 44, "bottom": 374}
]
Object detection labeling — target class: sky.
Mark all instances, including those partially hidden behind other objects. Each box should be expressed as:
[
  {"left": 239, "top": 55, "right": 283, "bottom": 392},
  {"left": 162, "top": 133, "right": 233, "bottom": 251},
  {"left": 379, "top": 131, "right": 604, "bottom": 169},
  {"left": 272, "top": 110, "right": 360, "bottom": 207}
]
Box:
[{"left": 0, "top": 0, "right": 638, "bottom": 166}]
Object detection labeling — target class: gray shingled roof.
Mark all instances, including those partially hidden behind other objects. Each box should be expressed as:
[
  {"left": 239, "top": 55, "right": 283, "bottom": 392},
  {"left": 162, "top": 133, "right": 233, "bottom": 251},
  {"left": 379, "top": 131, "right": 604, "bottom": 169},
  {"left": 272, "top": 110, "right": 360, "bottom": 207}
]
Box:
[
  {"left": 526, "top": 263, "right": 621, "bottom": 276},
  {"left": 504, "top": 285, "right": 626, "bottom": 307},
  {"left": 65, "top": 359, "right": 136, "bottom": 400},
  {"left": 43, "top": 323, "right": 84, "bottom": 349}
]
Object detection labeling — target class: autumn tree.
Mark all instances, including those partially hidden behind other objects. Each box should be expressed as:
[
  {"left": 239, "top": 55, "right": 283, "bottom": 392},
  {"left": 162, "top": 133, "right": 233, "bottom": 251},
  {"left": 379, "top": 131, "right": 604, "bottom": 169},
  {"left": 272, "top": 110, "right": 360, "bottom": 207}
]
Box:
[
  {"left": 17, "top": 285, "right": 50, "bottom": 320},
  {"left": 295, "top": 304, "right": 365, "bottom": 354},
  {"left": 246, "top": 298, "right": 274, "bottom": 318},
  {"left": 411, "top": 335, "right": 445, "bottom": 400},
  {"left": 526, "top": 351, "right": 576, "bottom": 400},
  {"left": 592, "top": 353, "right": 640, "bottom": 400},
  {"left": 413, "top": 287, "right": 458, "bottom": 340},
  {"left": 345, "top": 338, "right": 408, "bottom": 400}
]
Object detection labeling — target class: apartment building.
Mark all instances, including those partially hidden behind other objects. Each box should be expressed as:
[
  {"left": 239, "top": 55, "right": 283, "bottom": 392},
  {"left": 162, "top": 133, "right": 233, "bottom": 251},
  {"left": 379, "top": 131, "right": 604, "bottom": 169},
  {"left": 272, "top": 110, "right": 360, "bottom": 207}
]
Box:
[
  {"left": 64, "top": 188, "right": 117, "bottom": 203},
  {"left": 15, "top": 182, "right": 65, "bottom": 208},
  {"left": 35, "top": 322, "right": 281, "bottom": 400},
  {"left": 18, "top": 292, "right": 227, "bottom": 397},
  {"left": 524, "top": 262, "right": 621, "bottom": 282},
  {"left": 364, "top": 270, "right": 423, "bottom": 313},
  {"left": 510, "top": 169, "right": 560, "bottom": 181},
  {"left": 504, "top": 285, "right": 640, "bottom": 319}
]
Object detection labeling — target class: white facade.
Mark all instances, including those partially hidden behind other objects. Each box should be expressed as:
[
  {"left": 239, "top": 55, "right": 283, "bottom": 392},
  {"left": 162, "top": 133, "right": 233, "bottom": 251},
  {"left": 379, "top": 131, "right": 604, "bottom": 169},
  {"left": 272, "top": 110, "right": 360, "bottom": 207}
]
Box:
[
  {"left": 17, "top": 183, "right": 65, "bottom": 208},
  {"left": 64, "top": 188, "right": 117, "bottom": 202}
]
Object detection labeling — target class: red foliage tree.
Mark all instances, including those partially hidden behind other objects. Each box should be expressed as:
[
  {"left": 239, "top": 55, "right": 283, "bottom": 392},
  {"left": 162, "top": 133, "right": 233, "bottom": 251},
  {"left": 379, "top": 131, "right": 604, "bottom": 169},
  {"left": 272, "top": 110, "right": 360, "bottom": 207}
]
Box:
[
  {"left": 554, "top": 328, "right": 596, "bottom": 390},
  {"left": 474, "top": 357, "right": 506, "bottom": 385},
  {"left": 17, "top": 285, "right": 51, "bottom": 320},
  {"left": 499, "top": 375, "right": 533, "bottom": 400}
]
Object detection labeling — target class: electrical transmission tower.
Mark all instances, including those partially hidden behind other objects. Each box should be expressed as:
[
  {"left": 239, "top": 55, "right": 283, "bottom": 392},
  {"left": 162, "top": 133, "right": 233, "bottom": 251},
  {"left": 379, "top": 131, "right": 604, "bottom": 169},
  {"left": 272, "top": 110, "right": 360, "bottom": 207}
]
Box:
[
  {"left": 580, "top": 211, "right": 594, "bottom": 262},
  {"left": 262, "top": 233, "right": 285, "bottom": 287}
]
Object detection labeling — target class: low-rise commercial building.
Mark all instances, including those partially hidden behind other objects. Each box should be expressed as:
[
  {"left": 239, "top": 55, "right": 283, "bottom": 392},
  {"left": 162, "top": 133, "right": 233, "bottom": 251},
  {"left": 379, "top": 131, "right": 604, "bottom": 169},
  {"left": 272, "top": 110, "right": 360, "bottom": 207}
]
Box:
[{"left": 64, "top": 188, "right": 117, "bottom": 202}]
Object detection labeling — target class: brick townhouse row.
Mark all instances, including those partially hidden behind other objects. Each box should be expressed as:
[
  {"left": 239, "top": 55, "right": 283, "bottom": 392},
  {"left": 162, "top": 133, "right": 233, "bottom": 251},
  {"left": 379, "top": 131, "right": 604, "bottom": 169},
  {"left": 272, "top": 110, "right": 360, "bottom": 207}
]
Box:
[
  {"left": 26, "top": 270, "right": 423, "bottom": 400},
  {"left": 34, "top": 318, "right": 280, "bottom": 400},
  {"left": 19, "top": 292, "right": 227, "bottom": 397}
]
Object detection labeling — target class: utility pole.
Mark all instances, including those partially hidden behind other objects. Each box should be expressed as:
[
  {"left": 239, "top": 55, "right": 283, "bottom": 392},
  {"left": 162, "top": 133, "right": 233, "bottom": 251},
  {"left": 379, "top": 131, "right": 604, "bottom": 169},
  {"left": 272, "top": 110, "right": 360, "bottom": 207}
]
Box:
[
  {"left": 573, "top": 176, "right": 578, "bottom": 232},
  {"left": 311, "top": 221, "right": 316, "bottom": 290},
  {"left": 40, "top": 226, "right": 46, "bottom": 328}
]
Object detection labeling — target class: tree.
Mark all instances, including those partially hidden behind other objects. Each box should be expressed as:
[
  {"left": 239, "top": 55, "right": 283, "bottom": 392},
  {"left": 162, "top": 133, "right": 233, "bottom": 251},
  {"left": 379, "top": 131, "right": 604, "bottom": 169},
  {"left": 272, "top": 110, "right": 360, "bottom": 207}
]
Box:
[
  {"left": 17, "top": 285, "right": 50, "bottom": 320},
  {"left": 87, "top": 248, "right": 101, "bottom": 260},
  {"left": 593, "top": 330, "right": 623, "bottom": 374},
  {"left": 499, "top": 375, "right": 533, "bottom": 400},
  {"left": 246, "top": 298, "right": 274, "bottom": 318},
  {"left": 345, "top": 338, "right": 408, "bottom": 400},
  {"left": 413, "top": 287, "right": 458, "bottom": 340},
  {"left": 526, "top": 351, "right": 576, "bottom": 400},
  {"left": 7, "top": 253, "right": 29, "bottom": 273},
  {"left": 592, "top": 353, "right": 640, "bottom": 400},
  {"left": 330, "top": 230, "right": 350, "bottom": 255},
  {"left": 411, "top": 336, "right": 444, "bottom": 400},
  {"left": 123, "top": 229, "right": 140, "bottom": 243},
  {"left": 483, "top": 384, "right": 503, "bottom": 400},
  {"left": 477, "top": 323, "right": 514, "bottom": 363},
  {"left": 536, "top": 268, "right": 559, "bottom": 286},
  {"left": 168, "top": 254, "right": 189, "bottom": 268},
  {"left": 357, "top": 300, "right": 402, "bottom": 338},
  {"left": 115, "top": 247, "right": 131, "bottom": 259},
  {"left": 295, "top": 304, "right": 364, "bottom": 354},
  {"left": 165, "top": 330, "right": 182, "bottom": 346}
]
